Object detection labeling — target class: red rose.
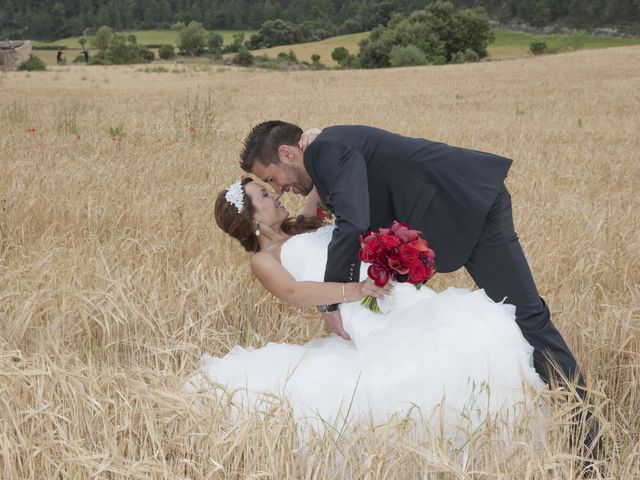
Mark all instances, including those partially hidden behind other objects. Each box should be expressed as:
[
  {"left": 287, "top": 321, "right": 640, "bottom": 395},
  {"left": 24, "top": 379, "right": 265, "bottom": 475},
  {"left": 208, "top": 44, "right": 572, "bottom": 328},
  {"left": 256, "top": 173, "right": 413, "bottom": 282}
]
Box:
[
  {"left": 379, "top": 234, "right": 401, "bottom": 250},
  {"left": 359, "top": 237, "right": 383, "bottom": 263},
  {"left": 368, "top": 263, "right": 390, "bottom": 287},
  {"left": 398, "top": 244, "right": 420, "bottom": 266},
  {"left": 408, "top": 262, "right": 427, "bottom": 283}
]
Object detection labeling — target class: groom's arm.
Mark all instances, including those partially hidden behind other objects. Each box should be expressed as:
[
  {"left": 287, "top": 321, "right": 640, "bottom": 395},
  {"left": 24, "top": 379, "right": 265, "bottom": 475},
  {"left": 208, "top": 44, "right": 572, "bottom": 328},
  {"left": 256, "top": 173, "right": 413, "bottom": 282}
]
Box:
[{"left": 304, "top": 140, "right": 370, "bottom": 286}]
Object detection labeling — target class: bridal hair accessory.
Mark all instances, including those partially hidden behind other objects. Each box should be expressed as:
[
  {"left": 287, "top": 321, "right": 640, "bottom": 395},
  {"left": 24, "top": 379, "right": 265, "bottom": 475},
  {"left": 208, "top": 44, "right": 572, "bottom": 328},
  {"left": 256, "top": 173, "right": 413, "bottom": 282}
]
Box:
[{"left": 225, "top": 180, "right": 244, "bottom": 214}]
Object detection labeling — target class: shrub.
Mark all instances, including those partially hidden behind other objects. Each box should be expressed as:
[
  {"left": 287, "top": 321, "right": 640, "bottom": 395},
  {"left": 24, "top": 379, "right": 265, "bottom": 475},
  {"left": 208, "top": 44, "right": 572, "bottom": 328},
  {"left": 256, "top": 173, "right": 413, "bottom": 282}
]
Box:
[
  {"left": 72, "top": 55, "right": 85, "bottom": 63},
  {"left": 233, "top": 49, "right": 254, "bottom": 66},
  {"left": 559, "top": 29, "right": 587, "bottom": 51},
  {"left": 222, "top": 32, "right": 245, "bottom": 54},
  {"left": 207, "top": 32, "right": 224, "bottom": 53},
  {"left": 139, "top": 47, "right": 155, "bottom": 62},
  {"left": 331, "top": 46, "right": 349, "bottom": 65},
  {"left": 97, "top": 35, "right": 154, "bottom": 65},
  {"left": 91, "top": 26, "right": 113, "bottom": 52},
  {"left": 17, "top": 55, "right": 46, "bottom": 71},
  {"left": 178, "top": 21, "right": 208, "bottom": 56},
  {"left": 452, "top": 48, "right": 480, "bottom": 63},
  {"left": 89, "top": 56, "right": 110, "bottom": 65},
  {"left": 529, "top": 40, "right": 549, "bottom": 55},
  {"left": 344, "top": 54, "right": 361, "bottom": 69},
  {"left": 144, "top": 66, "right": 169, "bottom": 73},
  {"left": 389, "top": 44, "right": 427, "bottom": 67},
  {"left": 247, "top": 19, "right": 302, "bottom": 49},
  {"left": 463, "top": 48, "right": 480, "bottom": 62},
  {"left": 159, "top": 44, "right": 176, "bottom": 60},
  {"left": 359, "top": 1, "right": 493, "bottom": 68},
  {"left": 311, "top": 53, "right": 321, "bottom": 64},
  {"left": 253, "top": 56, "right": 282, "bottom": 70},
  {"left": 331, "top": 47, "right": 361, "bottom": 69}
]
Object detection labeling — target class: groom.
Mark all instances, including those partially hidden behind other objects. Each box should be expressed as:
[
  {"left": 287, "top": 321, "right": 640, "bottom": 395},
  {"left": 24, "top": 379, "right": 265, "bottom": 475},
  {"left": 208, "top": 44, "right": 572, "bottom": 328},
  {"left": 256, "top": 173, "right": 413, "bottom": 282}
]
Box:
[{"left": 239, "top": 121, "right": 584, "bottom": 393}]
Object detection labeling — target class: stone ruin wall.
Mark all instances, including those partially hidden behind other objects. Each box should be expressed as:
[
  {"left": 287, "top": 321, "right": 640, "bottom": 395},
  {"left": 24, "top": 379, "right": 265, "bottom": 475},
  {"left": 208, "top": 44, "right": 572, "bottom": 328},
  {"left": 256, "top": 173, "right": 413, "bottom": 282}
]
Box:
[{"left": 0, "top": 41, "right": 33, "bottom": 71}]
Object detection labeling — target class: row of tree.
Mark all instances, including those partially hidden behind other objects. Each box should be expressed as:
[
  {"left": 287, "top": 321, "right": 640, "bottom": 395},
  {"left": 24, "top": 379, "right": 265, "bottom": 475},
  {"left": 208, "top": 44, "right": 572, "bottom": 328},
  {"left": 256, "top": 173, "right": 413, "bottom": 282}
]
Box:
[
  {"left": 169, "top": 3, "right": 494, "bottom": 69},
  {"left": 1, "top": 0, "right": 639, "bottom": 41}
]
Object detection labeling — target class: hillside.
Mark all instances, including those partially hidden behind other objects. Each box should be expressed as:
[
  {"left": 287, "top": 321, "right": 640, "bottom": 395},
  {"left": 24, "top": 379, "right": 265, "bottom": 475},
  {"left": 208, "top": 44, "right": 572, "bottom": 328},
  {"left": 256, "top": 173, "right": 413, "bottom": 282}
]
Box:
[
  {"left": 2, "top": 0, "right": 639, "bottom": 41},
  {"left": 31, "top": 28, "right": 640, "bottom": 66}
]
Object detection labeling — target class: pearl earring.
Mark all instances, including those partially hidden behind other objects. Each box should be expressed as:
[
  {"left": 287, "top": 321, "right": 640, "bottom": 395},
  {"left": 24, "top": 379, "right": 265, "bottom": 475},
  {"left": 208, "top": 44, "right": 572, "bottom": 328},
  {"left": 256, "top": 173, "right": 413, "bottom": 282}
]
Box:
[{"left": 255, "top": 222, "right": 261, "bottom": 237}]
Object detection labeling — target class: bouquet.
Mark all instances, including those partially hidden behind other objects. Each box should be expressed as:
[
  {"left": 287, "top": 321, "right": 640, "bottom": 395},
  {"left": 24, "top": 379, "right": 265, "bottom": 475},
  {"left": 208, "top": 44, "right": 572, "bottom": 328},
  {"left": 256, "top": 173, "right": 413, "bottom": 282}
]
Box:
[{"left": 359, "top": 221, "right": 436, "bottom": 313}]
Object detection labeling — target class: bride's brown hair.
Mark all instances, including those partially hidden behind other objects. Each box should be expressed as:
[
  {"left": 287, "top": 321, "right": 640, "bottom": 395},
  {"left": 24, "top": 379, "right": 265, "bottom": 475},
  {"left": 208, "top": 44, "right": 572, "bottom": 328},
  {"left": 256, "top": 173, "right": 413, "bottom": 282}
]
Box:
[{"left": 215, "top": 177, "right": 324, "bottom": 253}]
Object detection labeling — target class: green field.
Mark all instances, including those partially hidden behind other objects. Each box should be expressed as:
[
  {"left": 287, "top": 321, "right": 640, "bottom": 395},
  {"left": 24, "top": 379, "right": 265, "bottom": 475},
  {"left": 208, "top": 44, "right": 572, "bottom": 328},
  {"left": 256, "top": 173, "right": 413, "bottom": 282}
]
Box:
[
  {"left": 240, "top": 29, "right": 640, "bottom": 65},
  {"left": 34, "top": 29, "right": 255, "bottom": 50},
  {"left": 490, "top": 29, "right": 640, "bottom": 57},
  {"left": 31, "top": 28, "right": 640, "bottom": 66},
  {"left": 247, "top": 32, "right": 369, "bottom": 66}
]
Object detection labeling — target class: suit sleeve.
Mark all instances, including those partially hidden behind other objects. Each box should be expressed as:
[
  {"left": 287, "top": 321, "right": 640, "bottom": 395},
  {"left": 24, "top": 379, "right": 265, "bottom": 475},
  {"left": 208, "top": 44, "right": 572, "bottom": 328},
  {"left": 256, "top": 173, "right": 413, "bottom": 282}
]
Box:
[{"left": 304, "top": 140, "right": 370, "bottom": 284}]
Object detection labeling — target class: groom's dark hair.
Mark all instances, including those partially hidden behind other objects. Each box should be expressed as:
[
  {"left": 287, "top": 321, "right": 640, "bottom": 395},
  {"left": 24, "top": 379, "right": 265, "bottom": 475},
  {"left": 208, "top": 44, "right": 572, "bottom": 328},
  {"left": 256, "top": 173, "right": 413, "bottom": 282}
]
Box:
[{"left": 240, "top": 120, "right": 303, "bottom": 172}]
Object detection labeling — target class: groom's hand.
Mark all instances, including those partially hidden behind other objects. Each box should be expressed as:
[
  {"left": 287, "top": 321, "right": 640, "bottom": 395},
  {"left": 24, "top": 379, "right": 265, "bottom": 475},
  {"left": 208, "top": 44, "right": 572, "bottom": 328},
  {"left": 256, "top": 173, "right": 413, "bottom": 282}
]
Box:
[
  {"left": 322, "top": 310, "right": 351, "bottom": 341},
  {"left": 299, "top": 128, "right": 322, "bottom": 151}
]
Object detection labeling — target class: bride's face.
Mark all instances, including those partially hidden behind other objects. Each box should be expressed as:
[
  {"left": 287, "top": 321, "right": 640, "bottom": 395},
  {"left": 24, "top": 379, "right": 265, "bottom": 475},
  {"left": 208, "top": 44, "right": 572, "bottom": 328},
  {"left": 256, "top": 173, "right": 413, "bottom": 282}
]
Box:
[{"left": 245, "top": 182, "right": 289, "bottom": 228}]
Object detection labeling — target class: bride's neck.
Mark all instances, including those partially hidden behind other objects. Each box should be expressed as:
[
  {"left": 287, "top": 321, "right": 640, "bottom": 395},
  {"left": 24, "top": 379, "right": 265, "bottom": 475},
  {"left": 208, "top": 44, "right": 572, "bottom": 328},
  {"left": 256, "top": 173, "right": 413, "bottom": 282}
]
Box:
[{"left": 257, "top": 226, "right": 289, "bottom": 250}]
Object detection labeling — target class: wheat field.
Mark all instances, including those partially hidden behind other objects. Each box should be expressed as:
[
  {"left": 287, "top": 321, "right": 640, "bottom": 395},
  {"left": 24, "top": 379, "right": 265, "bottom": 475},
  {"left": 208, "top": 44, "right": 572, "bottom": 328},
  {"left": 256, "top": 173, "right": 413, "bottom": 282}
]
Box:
[{"left": 1, "top": 47, "right": 639, "bottom": 478}]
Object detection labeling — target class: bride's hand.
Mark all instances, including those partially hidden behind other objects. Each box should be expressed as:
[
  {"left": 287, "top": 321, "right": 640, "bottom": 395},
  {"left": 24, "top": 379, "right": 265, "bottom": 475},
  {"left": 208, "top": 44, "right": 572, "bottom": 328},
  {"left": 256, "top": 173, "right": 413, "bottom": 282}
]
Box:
[
  {"left": 298, "top": 128, "right": 322, "bottom": 151},
  {"left": 358, "top": 277, "right": 393, "bottom": 300}
]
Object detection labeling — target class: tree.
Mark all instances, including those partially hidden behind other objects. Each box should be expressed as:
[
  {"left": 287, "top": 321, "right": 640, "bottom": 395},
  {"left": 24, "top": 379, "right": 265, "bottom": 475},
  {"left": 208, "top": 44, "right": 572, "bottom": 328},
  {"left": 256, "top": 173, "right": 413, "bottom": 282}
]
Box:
[
  {"left": 91, "top": 26, "right": 113, "bottom": 52},
  {"left": 177, "top": 21, "right": 208, "bottom": 56},
  {"left": 103, "top": 34, "right": 155, "bottom": 64},
  {"left": 233, "top": 48, "right": 254, "bottom": 66},
  {"left": 223, "top": 32, "right": 245, "bottom": 53},
  {"left": 389, "top": 44, "right": 427, "bottom": 67},
  {"left": 358, "top": 2, "right": 494, "bottom": 68},
  {"left": 529, "top": 40, "right": 548, "bottom": 55},
  {"left": 246, "top": 19, "right": 301, "bottom": 49},
  {"left": 331, "top": 46, "right": 349, "bottom": 64},
  {"left": 207, "top": 32, "right": 224, "bottom": 53},
  {"left": 159, "top": 44, "right": 177, "bottom": 59}
]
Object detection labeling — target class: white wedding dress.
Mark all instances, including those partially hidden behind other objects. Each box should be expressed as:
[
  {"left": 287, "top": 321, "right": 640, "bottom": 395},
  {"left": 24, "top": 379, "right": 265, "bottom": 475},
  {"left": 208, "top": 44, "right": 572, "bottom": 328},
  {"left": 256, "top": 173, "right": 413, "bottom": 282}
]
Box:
[{"left": 189, "top": 226, "right": 545, "bottom": 432}]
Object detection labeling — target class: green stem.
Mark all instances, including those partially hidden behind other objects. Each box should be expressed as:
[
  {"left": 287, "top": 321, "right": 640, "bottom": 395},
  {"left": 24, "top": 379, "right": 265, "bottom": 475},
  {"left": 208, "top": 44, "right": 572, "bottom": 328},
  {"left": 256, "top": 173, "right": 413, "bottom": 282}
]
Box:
[{"left": 360, "top": 295, "right": 381, "bottom": 314}]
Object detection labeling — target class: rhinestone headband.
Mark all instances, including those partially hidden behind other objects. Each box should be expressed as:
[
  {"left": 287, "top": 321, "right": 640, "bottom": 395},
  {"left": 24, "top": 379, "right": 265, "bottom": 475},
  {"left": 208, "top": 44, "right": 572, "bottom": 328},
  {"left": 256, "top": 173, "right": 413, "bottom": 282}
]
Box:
[{"left": 225, "top": 180, "right": 244, "bottom": 214}]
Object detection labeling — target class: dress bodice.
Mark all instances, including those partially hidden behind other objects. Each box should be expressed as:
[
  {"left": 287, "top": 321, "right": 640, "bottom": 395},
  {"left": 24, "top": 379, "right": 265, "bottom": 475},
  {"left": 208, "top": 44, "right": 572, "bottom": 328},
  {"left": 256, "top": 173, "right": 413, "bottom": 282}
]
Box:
[{"left": 281, "top": 225, "right": 367, "bottom": 282}]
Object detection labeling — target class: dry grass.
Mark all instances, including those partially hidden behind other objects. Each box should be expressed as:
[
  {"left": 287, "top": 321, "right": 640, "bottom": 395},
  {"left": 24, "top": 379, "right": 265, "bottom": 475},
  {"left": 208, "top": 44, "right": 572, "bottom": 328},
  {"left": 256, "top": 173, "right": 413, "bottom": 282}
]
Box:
[{"left": 1, "top": 47, "right": 639, "bottom": 478}]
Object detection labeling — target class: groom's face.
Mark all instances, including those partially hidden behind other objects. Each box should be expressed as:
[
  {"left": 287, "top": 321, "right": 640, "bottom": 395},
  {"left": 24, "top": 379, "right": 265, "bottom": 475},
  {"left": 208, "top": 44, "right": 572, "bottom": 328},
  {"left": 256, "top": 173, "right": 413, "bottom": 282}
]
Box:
[{"left": 252, "top": 146, "right": 313, "bottom": 196}]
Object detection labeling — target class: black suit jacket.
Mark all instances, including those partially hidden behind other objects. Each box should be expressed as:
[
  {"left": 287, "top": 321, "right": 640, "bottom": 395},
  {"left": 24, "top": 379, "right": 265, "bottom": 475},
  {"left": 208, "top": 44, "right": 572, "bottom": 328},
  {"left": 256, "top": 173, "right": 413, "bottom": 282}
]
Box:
[{"left": 303, "top": 125, "right": 512, "bottom": 282}]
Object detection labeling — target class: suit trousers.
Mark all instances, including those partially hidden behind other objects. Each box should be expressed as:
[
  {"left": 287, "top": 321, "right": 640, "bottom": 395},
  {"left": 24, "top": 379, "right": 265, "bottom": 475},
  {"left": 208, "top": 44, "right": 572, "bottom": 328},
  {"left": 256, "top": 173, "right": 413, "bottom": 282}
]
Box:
[{"left": 464, "top": 184, "right": 585, "bottom": 394}]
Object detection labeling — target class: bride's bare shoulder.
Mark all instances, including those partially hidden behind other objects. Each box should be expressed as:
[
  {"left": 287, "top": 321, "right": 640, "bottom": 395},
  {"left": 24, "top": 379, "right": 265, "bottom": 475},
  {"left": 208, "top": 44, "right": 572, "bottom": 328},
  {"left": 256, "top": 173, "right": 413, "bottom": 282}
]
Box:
[{"left": 250, "top": 250, "right": 281, "bottom": 273}]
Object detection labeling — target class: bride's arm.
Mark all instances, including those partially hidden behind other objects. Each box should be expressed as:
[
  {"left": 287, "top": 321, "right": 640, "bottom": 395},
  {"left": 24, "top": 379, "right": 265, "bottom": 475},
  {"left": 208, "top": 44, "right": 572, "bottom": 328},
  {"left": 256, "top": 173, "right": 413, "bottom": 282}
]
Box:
[
  {"left": 250, "top": 252, "right": 389, "bottom": 308},
  {"left": 298, "top": 187, "right": 322, "bottom": 218}
]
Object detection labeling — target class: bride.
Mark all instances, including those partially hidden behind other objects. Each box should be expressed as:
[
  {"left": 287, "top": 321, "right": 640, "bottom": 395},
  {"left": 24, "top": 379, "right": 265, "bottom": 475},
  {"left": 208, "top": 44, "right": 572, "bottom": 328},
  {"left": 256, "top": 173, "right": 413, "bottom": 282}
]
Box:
[{"left": 188, "top": 177, "right": 545, "bottom": 432}]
